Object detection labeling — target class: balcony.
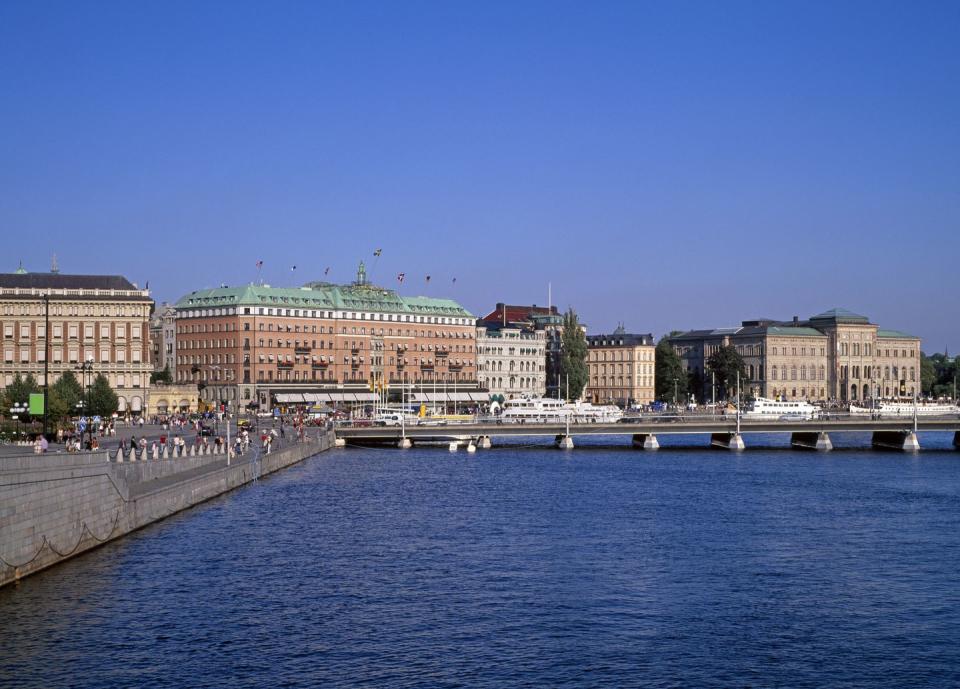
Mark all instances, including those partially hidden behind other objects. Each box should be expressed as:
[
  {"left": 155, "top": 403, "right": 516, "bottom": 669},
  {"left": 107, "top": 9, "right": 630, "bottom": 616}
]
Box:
[
  {"left": 277, "top": 361, "right": 294, "bottom": 370},
  {"left": 295, "top": 346, "right": 311, "bottom": 355},
  {"left": 435, "top": 349, "right": 449, "bottom": 357}
]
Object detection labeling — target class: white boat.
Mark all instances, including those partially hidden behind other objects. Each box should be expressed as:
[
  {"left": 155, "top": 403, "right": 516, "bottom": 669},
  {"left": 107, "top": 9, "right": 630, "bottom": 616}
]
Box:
[
  {"left": 849, "top": 401, "right": 960, "bottom": 417},
  {"left": 743, "top": 397, "right": 820, "bottom": 420},
  {"left": 500, "top": 397, "right": 623, "bottom": 424},
  {"left": 500, "top": 397, "right": 568, "bottom": 423}
]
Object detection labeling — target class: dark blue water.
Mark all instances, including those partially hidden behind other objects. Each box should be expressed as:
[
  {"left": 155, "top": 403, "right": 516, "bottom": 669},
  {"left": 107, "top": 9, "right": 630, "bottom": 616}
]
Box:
[{"left": 3, "top": 433, "right": 960, "bottom": 688}]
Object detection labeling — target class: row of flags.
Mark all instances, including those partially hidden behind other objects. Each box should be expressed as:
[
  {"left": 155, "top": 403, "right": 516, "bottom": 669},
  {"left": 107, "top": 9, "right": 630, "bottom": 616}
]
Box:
[{"left": 255, "top": 250, "right": 457, "bottom": 286}]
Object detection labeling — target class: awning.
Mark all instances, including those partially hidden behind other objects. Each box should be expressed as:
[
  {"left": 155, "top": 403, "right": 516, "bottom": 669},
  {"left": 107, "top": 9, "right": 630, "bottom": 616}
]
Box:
[
  {"left": 275, "top": 393, "right": 305, "bottom": 403},
  {"left": 353, "top": 392, "right": 378, "bottom": 402}
]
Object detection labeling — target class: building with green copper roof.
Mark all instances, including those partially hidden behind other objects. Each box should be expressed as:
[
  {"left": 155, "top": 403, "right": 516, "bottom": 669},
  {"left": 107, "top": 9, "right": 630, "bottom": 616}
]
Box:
[{"left": 669, "top": 308, "right": 922, "bottom": 403}]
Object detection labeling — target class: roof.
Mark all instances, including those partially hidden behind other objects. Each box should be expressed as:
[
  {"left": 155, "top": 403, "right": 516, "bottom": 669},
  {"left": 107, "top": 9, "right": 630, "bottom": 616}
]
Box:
[
  {"left": 809, "top": 307, "right": 870, "bottom": 324},
  {"left": 175, "top": 281, "right": 473, "bottom": 317},
  {"left": 671, "top": 325, "right": 826, "bottom": 340},
  {"left": 877, "top": 329, "right": 920, "bottom": 340},
  {"left": 482, "top": 303, "right": 559, "bottom": 323},
  {"left": 0, "top": 272, "right": 139, "bottom": 291},
  {"left": 765, "top": 326, "right": 825, "bottom": 337},
  {"left": 587, "top": 332, "right": 654, "bottom": 347}
]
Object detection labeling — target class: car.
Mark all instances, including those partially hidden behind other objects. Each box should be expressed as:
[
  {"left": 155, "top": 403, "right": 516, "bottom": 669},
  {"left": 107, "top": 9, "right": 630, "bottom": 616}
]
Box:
[{"left": 198, "top": 424, "right": 215, "bottom": 436}]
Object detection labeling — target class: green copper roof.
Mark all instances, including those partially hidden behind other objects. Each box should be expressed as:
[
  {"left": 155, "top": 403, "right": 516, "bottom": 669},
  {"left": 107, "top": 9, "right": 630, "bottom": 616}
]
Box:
[
  {"left": 809, "top": 307, "right": 869, "bottom": 323},
  {"left": 765, "top": 326, "right": 825, "bottom": 337},
  {"left": 877, "top": 328, "right": 919, "bottom": 340},
  {"left": 175, "top": 282, "right": 473, "bottom": 317}
]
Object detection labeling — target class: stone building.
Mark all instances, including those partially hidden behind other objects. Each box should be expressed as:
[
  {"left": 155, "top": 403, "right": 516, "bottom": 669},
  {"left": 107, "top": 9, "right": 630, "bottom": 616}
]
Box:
[
  {"left": 0, "top": 265, "right": 154, "bottom": 415},
  {"left": 174, "top": 263, "right": 482, "bottom": 409},
  {"left": 584, "top": 327, "right": 656, "bottom": 407},
  {"left": 149, "top": 303, "right": 176, "bottom": 373},
  {"left": 669, "top": 308, "right": 921, "bottom": 402},
  {"left": 145, "top": 383, "right": 200, "bottom": 416},
  {"left": 480, "top": 303, "right": 565, "bottom": 396},
  {"left": 475, "top": 323, "right": 546, "bottom": 399}
]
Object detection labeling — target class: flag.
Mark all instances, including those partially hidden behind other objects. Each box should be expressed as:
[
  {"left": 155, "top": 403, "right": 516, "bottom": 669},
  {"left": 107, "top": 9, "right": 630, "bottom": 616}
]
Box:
[
  {"left": 397, "top": 272, "right": 405, "bottom": 283},
  {"left": 374, "top": 248, "right": 382, "bottom": 257},
  {"left": 425, "top": 275, "right": 431, "bottom": 284},
  {"left": 452, "top": 277, "right": 457, "bottom": 284},
  {"left": 256, "top": 260, "right": 263, "bottom": 268},
  {"left": 291, "top": 265, "right": 297, "bottom": 271},
  {"left": 324, "top": 267, "right": 330, "bottom": 276},
  {"left": 145, "top": 280, "right": 150, "bottom": 290}
]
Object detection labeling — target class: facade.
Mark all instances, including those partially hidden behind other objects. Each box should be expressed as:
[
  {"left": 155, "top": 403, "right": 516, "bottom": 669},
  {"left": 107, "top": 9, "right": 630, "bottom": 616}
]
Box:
[
  {"left": 584, "top": 327, "right": 656, "bottom": 406},
  {"left": 475, "top": 323, "right": 547, "bottom": 399},
  {"left": 149, "top": 303, "right": 176, "bottom": 373},
  {"left": 670, "top": 308, "right": 921, "bottom": 402},
  {"left": 481, "top": 303, "right": 564, "bottom": 396},
  {"left": 174, "top": 263, "right": 479, "bottom": 409},
  {"left": 145, "top": 383, "right": 200, "bottom": 416},
  {"left": 0, "top": 266, "right": 154, "bottom": 415}
]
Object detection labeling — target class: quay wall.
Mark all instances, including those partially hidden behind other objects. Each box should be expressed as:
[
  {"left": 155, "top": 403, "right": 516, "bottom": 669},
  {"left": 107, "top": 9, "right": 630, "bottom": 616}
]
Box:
[{"left": 0, "top": 432, "right": 333, "bottom": 588}]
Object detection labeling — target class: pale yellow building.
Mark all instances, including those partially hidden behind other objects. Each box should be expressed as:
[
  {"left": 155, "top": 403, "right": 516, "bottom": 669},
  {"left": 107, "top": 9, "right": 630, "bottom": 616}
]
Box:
[
  {"left": 0, "top": 265, "right": 154, "bottom": 415},
  {"left": 584, "top": 327, "right": 656, "bottom": 407}
]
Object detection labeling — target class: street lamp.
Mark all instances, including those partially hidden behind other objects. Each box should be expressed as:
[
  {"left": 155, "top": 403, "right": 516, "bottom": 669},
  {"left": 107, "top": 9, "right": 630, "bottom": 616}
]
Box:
[
  {"left": 76, "top": 357, "right": 95, "bottom": 449},
  {"left": 10, "top": 402, "right": 27, "bottom": 439}
]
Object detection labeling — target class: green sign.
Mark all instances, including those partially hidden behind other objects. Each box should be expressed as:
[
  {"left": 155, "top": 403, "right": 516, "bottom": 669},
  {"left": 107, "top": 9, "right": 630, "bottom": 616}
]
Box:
[{"left": 29, "top": 393, "right": 44, "bottom": 416}]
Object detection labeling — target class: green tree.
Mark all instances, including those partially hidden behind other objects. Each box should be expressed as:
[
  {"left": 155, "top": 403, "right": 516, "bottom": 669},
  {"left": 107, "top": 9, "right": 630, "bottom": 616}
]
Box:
[
  {"left": 920, "top": 354, "right": 937, "bottom": 395},
  {"left": 559, "top": 308, "right": 589, "bottom": 400},
  {"left": 150, "top": 365, "right": 173, "bottom": 385},
  {"left": 655, "top": 337, "right": 688, "bottom": 403},
  {"left": 87, "top": 374, "right": 119, "bottom": 417},
  {"left": 706, "top": 345, "right": 748, "bottom": 400},
  {"left": 2, "top": 373, "right": 40, "bottom": 413},
  {"left": 48, "top": 371, "right": 85, "bottom": 425}
]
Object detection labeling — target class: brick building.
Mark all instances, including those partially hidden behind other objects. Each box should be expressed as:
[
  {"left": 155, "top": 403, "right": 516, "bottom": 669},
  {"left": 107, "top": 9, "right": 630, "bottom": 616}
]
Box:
[{"left": 174, "top": 263, "right": 481, "bottom": 409}]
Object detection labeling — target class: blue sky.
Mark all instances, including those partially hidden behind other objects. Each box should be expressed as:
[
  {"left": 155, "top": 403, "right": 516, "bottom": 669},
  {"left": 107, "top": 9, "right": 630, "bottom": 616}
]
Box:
[{"left": 2, "top": 1, "right": 957, "bottom": 351}]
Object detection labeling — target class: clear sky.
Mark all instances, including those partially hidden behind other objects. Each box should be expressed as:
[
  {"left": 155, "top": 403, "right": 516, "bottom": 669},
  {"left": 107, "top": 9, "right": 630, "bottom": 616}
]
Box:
[{"left": 2, "top": 1, "right": 957, "bottom": 351}]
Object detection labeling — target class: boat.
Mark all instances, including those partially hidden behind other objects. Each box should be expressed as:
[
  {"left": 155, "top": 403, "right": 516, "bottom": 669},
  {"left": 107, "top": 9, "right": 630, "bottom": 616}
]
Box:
[
  {"left": 500, "top": 397, "right": 623, "bottom": 424},
  {"left": 743, "top": 397, "right": 820, "bottom": 420},
  {"left": 849, "top": 401, "right": 960, "bottom": 417}
]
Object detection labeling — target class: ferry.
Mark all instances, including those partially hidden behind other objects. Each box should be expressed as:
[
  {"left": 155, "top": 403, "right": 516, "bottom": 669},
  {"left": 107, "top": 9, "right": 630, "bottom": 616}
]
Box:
[
  {"left": 849, "top": 401, "right": 960, "bottom": 417},
  {"left": 500, "top": 397, "right": 623, "bottom": 424},
  {"left": 743, "top": 397, "right": 820, "bottom": 420}
]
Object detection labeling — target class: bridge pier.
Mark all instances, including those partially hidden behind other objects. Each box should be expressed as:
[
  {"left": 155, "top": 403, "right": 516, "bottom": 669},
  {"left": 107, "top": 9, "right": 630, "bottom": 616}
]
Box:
[
  {"left": 334, "top": 438, "right": 346, "bottom": 447},
  {"left": 477, "top": 436, "right": 492, "bottom": 449},
  {"left": 791, "top": 432, "right": 833, "bottom": 451},
  {"left": 872, "top": 431, "right": 920, "bottom": 452},
  {"left": 711, "top": 433, "right": 745, "bottom": 451},
  {"left": 397, "top": 438, "right": 412, "bottom": 449},
  {"left": 632, "top": 433, "right": 659, "bottom": 450},
  {"left": 466, "top": 441, "right": 477, "bottom": 454},
  {"left": 556, "top": 435, "right": 574, "bottom": 450}
]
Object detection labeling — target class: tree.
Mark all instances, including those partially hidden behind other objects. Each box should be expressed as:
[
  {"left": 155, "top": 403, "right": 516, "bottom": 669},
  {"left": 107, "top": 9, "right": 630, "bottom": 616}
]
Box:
[
  {"left": 920, "top": 354, "right": 937, "bottom": 395},
  {"left": 48, "top": 371, "right": 85, "bottom": 426},
  {"left": 655, "top": 337, "right": 688, "bottom": 403},
  {"left": 87, "top": 374, "right": 119, "bottom": 417},
  {"left": 706, "top": 345, "right": 747, "bottom": 400},
  {"left": 150, "top": 366, "right": 173, "bottom": 385},
  {"left": 559, "top": 308, "right": 589, "bottom": 400},
  {"left": 2, "top": 373, "right": 40, "bottom": 413}
]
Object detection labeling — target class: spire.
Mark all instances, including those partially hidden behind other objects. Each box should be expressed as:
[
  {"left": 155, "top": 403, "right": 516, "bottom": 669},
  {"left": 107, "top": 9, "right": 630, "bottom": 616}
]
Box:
[
  {"left": 14, "top": 260, "right": 26, "bottom": 274},
  {"left": 356, "top": 260, "right": 367, "bottom": 286},
  {"left": 51, "top": 253, "right": 59, "bottom": 274}
]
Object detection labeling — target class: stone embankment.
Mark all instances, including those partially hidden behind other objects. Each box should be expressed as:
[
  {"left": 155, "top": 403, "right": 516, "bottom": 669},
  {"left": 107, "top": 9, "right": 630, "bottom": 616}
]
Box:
[{"left": 0, "top": 432, "right": 333, "bottom": 587}]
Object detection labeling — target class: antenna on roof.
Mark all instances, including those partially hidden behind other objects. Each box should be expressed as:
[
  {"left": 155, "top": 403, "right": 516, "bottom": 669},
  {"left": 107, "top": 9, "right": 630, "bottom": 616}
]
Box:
[{"left": 51, "top": 253, "right": 59, "bottom": 274}]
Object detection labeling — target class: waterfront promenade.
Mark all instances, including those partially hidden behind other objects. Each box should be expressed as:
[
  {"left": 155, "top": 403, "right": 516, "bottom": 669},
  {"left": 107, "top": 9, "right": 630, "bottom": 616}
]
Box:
[{"left": 0, "top": 428, "right": 334, "bottom": 588}]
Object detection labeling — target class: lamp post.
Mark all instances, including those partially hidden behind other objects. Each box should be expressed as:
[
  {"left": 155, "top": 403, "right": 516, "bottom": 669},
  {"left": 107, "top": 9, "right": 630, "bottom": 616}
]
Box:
[
  {"left": 76, "top": 357, "right": 95, "bottom": 449},
  {"left": 10, "top": 402, "right": 27, "bottom": 439},
  {"left": 207, "top": 365, "right": 231, "bottom": 461}
]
